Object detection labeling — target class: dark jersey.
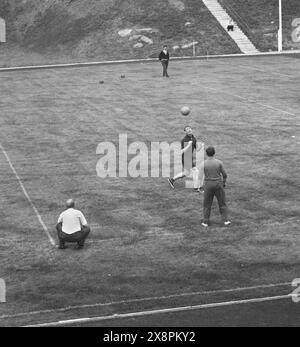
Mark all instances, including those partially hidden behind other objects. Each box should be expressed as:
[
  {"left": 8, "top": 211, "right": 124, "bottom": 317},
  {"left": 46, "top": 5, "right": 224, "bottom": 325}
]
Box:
[
  {"left": 159, "top": 51, "right": 170, "bottom": 61},
  {"left": 181, "top": 134, "right": 197, "bottom": 168}
]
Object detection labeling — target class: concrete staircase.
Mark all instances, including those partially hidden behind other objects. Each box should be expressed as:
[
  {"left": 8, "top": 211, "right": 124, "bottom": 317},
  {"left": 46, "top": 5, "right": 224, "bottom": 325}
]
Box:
[{"left": 202, "top": 0, "right": 259, "bottom": 54}]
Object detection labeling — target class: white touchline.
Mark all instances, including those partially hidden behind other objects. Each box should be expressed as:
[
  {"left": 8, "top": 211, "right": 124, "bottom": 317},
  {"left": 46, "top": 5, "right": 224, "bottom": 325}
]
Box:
[
  {"left": 221, "top": 61, "right": 295, "bottom": 78},
  {"left": 0, "top": 281, "right": 291, "bottom": 320},
  {"left": 23, "top": 294, "right": 292, "bottom": 327},
  {"left": 0, "top": 143, "right": 56, "bottom": 246},
  {"left": 0, "top": 50, "right": 298, "bottom": 73},
  {"left": 235, "top": 65, "right": 294, "bottom": 78},
  {"left": 201, "top": 85, "right": 296, "bottom": 116}
]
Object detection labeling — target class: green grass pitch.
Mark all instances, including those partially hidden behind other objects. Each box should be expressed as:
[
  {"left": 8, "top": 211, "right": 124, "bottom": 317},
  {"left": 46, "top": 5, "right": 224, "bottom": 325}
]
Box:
[{"left": 0, "top": 55, "right": 299, "bottom": 326}]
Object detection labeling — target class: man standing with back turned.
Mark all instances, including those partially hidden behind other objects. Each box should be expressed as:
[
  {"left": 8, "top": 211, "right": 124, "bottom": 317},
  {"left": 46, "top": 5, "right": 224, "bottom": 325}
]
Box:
[
  {"left": 159, "top": 45, "right": 170, "bottom": 77},
  {"left": 56, "top": 199, "right": 91, "bottom": 249},
  {"left": 201, "top": 147, "right": 231, "bottom": 227}
]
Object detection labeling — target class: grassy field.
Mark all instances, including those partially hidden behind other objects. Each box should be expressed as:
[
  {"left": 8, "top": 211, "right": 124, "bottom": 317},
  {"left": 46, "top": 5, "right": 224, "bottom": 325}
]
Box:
[{"left": 0, "top": 54, "right": 299, "bottom": 326}]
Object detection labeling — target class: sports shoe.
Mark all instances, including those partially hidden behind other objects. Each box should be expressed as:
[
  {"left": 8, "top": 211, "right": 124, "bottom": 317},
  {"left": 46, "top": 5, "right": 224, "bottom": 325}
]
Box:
[
  {"left": 194, "top": 188, "right": 201, "bottom": 193},
  {"left": 224, "top": 221, "right": 231, "bottom": 226},
  {"left": 201, "top": 222, "right": 208, "bottom": 227},
  {"left": 168, "top": 178, "right": 175, "bottom": 189}
]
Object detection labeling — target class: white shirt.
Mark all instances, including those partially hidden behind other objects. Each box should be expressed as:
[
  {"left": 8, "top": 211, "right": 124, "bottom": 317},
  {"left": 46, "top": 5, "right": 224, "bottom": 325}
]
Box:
[{"left": 58, "top": 208, "right": 88, "bottom": 234}]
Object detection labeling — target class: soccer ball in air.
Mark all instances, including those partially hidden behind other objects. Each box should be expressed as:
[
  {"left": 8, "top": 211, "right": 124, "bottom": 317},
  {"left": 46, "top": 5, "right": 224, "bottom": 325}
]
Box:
[{"left": 180, "top": 106, "right": 190, "bottom": 116}]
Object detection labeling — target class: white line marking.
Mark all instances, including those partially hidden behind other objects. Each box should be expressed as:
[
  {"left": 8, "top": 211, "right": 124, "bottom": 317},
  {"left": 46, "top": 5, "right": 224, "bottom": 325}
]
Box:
[
  {"left": 235, "top": 64, "right": 294, "bottom": 78},
  {"left": 0, "top": 281, "right": 291, "bottom": 320},
  {"left": 23, "top": 294, "right": 293, "bottom": 327},
  {"left": 0, "top": 143, "right": 56, "bottom": 246},
  {"left": 89, "top": 224, "right": 102, "bottom": 229},
  {"left": 220, "top": 61, "right": 295, "bottom": 78},
  {"left": 201, "top": 85, "right": 296, "bottom": 116},
  {"left": 0, "top": 50, "right": 299, "bottom": 72},
  {"left": 88, "top": 233, "right": 184, "bottom": 245}
]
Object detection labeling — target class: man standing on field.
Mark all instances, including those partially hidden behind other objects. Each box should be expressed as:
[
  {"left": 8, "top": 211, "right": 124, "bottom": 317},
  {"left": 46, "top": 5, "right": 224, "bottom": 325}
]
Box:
[
  {"left": 200, "top": 146, "right": 231, "bottom": 227},
  {"left": 56, "top": 199, "right": 91, "bottom": 249},
  {"left": 159, "top": 45, "right": 170, "bottom": 77}
]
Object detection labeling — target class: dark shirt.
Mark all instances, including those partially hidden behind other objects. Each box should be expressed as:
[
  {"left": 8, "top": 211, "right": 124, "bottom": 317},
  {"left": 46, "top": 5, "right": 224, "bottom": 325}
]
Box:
[
  {"left": 181, "top": 134, "right": 197, "bottom": 151},
  {"left": 203, "top": 157, "right": 227, "bottom": 182},
  {"left": 159, "top": 51, "right": 170, "bottom": 61},
  {"left": 181, "top": 134, "right": 197, "bottom": 167}
]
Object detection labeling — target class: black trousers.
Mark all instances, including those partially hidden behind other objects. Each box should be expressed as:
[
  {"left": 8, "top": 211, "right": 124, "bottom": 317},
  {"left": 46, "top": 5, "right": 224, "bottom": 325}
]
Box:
[
  {"left": 227, "top": 25, "right": 234, "bottom": 32},
  {"left": 161, "top": 61, "right": 169, "bottom": 77},
  {"left": 203, "top": 181, "right": 228, "bottom": 224},
  {"left": 56, "top": 223, "right": 91, "bottom": 247}
]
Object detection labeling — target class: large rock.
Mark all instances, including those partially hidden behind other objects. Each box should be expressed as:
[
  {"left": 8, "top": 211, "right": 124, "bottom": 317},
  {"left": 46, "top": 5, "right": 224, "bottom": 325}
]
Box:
[
  {"left": 168, "top": 0, "right": 185, "bottom": 11},
  {"left": 140, "top": 35, "right": 153, "bottom": 45},
  {"left": 129, "top": 35, "right": 142, "bottom": 41},
  {"left": 118, "top": 29, "right": 132, "bottom": 37},
  {"left": 133, "top": 42, "right": 144, "bottom": 48},
  {"left": 135, "top": 28, "right": 153, "bottom": 33},
  {"left": 135, "top": 28, "right": 160, "bottom": 34}
]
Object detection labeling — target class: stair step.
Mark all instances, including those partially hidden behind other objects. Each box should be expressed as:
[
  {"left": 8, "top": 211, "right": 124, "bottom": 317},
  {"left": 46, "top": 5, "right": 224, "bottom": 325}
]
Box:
[{"left": 202, "top": 0, "right": 259, "bottom": 54}]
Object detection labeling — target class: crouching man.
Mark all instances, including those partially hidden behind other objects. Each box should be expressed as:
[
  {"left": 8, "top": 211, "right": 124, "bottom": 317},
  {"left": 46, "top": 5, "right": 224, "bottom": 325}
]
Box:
[{"left": 56, "top": 199, "right": 91, "bottom": 249}]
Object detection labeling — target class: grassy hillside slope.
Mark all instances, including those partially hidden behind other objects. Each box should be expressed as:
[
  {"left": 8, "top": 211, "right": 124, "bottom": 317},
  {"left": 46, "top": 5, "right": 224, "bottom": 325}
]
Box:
[
  {"left": 0, "top": 0, "right": 239, "bottom": 67},
  {"left": 0, "top": 0, "right": 299, "bottom": 67}
]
